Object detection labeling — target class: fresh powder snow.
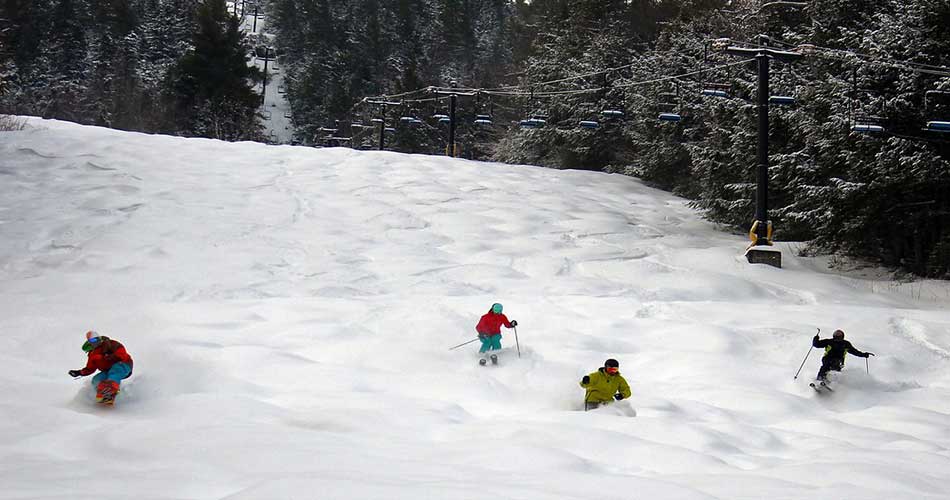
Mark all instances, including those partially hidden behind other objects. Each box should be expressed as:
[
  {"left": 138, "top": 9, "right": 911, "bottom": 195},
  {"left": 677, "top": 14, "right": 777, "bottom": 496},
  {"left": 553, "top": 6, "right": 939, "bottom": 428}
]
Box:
[{"left": 1, "top": 118, "right": 948, "bottom": 500}]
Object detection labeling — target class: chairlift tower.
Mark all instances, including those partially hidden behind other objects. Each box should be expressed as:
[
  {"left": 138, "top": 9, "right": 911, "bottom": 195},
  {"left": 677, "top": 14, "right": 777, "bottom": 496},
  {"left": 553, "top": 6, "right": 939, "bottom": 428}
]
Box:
[
  {"left": 723, "top": 35, "right": 803, "bottom": 268},
  {"left": 431, "top": 82, "right": 477, "bottom": 157},
  {"left": 258, "top": 46, "right": 274, "bottom": 107},
  {"left": 365, "top": 99, "right": 401, "bottom": 150}
]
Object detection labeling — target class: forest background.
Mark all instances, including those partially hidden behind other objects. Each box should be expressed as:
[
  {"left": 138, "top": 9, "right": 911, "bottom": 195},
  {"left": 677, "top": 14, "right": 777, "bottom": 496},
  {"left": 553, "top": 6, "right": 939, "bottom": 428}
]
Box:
[{"left": 1, "top": 0, "right": 949, "bottom": 277}]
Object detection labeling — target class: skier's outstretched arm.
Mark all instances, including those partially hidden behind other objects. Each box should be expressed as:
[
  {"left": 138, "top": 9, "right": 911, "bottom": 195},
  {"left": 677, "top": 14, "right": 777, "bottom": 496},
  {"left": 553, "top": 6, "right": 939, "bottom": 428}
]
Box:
[{"left": 847, "top": 344, "right": 873, "bottom": 358}]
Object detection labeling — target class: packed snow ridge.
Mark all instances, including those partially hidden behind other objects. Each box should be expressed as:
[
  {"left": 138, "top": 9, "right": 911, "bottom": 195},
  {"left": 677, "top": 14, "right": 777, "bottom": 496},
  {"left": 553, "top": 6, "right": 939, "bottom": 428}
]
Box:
[{"left": 1, "top": 118, "right": 949, "bottom": 500}]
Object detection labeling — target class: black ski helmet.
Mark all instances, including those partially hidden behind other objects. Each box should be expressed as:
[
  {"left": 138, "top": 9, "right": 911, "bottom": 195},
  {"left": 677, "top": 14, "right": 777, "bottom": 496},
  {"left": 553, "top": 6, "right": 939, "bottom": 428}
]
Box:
[
  {"left": 604, "top": 358, "right": 620, "bottom": 368},
  {"left": 833, "top": 329, "right": 845, "bottom": 340}
]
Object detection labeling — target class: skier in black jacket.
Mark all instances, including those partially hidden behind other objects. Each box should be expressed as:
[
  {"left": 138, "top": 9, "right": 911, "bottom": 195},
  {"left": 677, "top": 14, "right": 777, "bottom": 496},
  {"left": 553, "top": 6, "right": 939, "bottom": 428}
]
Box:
[{"left": 814, "top": 329, "right": 874, "bottom": 381}]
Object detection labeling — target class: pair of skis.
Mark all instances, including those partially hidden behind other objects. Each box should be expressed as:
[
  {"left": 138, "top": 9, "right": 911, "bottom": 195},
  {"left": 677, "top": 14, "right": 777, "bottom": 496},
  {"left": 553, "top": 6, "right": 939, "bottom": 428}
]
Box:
[
  {"left": 809, "top": 380, "right": 834, "bottom": 393},
  {"left": 478, "top": 354, "right": 499, "bottom": 366}
]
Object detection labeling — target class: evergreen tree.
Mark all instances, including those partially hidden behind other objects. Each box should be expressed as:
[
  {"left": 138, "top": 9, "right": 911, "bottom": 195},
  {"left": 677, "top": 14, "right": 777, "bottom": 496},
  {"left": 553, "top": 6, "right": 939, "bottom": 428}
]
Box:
[{"left": 168, "top": 0, "right": 262, "bottom": 140}]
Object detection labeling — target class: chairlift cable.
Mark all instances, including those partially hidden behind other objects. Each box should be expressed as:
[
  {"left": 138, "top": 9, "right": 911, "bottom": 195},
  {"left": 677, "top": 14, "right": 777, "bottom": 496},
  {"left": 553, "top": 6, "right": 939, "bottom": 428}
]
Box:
[
  {"left": 750, "top": 35, "right": 950, "bottom": 77},
  {"left": 611, "top": 60, "right": 754, "bottom": 90},
  {"left": 480, "top": 62, "right": 639, "bottom": 92},
  {"left": 481, "top": 60, "right": 753, "bottom": 98},
  {"left": 363, "top": 87, "right": 433, "bottom": 101},
  {"left": 361, "top": 57, "right": 750, "bottom": 106}
]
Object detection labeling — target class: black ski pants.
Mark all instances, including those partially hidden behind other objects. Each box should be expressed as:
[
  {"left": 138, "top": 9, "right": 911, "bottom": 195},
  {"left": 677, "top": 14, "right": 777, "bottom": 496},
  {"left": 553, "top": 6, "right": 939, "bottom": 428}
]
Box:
[{"left": 817, "top": 355, "right": 844, "bottom": 380}]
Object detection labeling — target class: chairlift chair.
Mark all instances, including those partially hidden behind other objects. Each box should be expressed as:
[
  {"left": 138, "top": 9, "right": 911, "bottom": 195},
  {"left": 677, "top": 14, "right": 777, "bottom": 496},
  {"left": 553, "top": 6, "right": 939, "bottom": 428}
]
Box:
[
  {"left": 576, "top": 102, "right": 601, "bottom": 129},
  {"left": 769, "top": 95, "right": 796, "bottom": 105},
  {"left": 521, "top": 89, "right": 549, "bottom": 129},
  {"left": 852, "top": 123, "right": 885, "bottom": 133},
  {"left": 769, "top": 62, "right": 797, "bottom": 106},
  {"left": 520, "top": 117, "right": 547, "bottom": 128},
  {"left": 656, "top": 91, "right": 682, "bottom": 122},
  {"left": 848, "top": 77, "right": 888, "bottom": 135},
  {"left": 431, "top": 99, "right": 451, "bottom": 122},
  {"left": 701, "top": 83, "right": 730, "bottom": 98},
  {"left": 474, "top": 114, "right": 493, "bottom": 126},
  {"left": 924, "top": 90, "right": 950, "bottom": 133},
  {"left": 601, "top": 109, "right": 625, "bottom": 119},
  {"left": 520, "top": 106, "right": 548, "bottom": 128},
  {"left": 851, "top": 114, "right": 886, "bottom": 134},
  {"left": 927, "top": 121, "right": 950, "bottom": 133},
  {"left": 700, "top": 40, "right": 733, "bottom": 99}
]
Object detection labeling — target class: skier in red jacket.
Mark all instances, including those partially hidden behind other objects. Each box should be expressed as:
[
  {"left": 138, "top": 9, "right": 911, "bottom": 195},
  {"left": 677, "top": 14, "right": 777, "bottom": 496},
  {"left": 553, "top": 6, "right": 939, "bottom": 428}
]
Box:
[
  {"left": 68, "top": 330, "right": 134, "bottom": 404},
  {"left": 474, "top": 303, "right": 517, "bottom": 365}
]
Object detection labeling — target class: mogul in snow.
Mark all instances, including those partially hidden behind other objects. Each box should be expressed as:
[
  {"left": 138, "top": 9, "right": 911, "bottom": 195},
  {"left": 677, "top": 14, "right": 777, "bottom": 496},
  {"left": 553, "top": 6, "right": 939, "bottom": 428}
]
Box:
[
  {"left": 580, "top": 358, "right": 631, "bottom": 410},
  {"left": 68, "top": 331, "right": 134, "bottom": 405},
  {"left": 813, "top": 329, "right": 874, "bottom": 382},
  {"left": 474, "top": 303, "right": 517, "bottom": 365}
]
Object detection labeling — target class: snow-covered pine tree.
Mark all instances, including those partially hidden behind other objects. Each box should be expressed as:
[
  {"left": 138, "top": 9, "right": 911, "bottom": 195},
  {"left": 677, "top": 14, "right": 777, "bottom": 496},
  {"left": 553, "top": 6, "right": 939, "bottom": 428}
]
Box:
[{"left": 167, "top": 0, "right": 262, "bottom": 140}]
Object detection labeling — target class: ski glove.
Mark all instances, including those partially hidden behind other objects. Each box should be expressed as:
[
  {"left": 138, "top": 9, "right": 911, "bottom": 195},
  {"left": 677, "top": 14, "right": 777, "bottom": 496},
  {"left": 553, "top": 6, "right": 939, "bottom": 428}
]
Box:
[
  {"left": 477, "top": 334, "right": 488, "bottom": 340},
  {"left": 510, "top": 320, "right": 518, "bottom": 327},
  {"left": 68, "top": 370, "right": 82, "bottom": 378},
  {"left": 614, "top": 393, "right": 624, "bottom": 401},
  {"left": 581, "top": 375, "right": 590, "bottom": 385},
  {"left": 865, "top": 352, "right": 875, "bottom": 357},
  {"left": 813, "top": 334, "right": 820, "bottom": 342}
]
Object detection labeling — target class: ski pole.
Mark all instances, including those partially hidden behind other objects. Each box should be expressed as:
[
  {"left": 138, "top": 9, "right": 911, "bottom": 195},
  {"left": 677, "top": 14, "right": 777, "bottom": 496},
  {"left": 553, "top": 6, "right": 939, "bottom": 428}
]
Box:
[
  {"left": 448, "top": 337, "right": 480, "bottom": 350},
  {"left": 866, "top": 357, "right": 869, "bottom": 374},
  {"left": 793, "top": 327, "right": 820, "bottom": 379},
  {"left": 513, "top": 326, "right": 521, "bottom": 358}
]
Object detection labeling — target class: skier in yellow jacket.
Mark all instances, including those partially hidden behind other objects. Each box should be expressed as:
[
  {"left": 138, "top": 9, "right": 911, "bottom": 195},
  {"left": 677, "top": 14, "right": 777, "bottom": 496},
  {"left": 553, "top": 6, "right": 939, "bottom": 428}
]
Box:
[{"left": 580, "top": 358, "right": 631, "bottom": 410}]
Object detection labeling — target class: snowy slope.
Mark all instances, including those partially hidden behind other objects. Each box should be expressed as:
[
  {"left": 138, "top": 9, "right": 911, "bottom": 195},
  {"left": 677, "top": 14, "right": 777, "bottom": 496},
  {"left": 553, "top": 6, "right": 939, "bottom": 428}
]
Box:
[{"left": 1, "top": 118, "right": 948, "bottom": 500}]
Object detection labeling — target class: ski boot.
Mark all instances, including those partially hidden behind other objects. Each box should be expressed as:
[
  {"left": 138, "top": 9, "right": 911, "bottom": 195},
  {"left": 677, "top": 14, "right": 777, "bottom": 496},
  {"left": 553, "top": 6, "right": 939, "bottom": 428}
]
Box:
[
  {"left": 490, "top": 354, "right": 498, "bottom": 365},
  {"left": 478, "top": 358, "right": 487, "bottom": 366}
]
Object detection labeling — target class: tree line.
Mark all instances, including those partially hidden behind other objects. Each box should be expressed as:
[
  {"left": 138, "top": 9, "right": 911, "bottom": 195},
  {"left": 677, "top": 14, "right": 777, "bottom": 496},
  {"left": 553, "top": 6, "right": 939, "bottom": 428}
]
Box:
[
  {"left": 2, "top": 0, "right": 949, "bottom": 278},
  {"left": 0, "top": 0, "right": 260, "bottom": 140}
]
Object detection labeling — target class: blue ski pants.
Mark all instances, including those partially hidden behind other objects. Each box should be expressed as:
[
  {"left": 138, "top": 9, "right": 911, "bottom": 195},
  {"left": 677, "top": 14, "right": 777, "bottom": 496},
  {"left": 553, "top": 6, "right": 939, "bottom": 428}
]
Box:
[
  {"left": 479, "top": 334, "right": 502, "bottom": 353},
  {"left": 91, "top": 362, "right": 132, "bottom": 388}
]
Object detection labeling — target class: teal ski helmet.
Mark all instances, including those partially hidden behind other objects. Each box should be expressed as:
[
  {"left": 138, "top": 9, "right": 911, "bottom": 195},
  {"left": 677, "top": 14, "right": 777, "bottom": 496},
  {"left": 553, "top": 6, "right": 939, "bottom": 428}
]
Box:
[{"left": 491, "top": 303, "right": 503, "bottom": 314}]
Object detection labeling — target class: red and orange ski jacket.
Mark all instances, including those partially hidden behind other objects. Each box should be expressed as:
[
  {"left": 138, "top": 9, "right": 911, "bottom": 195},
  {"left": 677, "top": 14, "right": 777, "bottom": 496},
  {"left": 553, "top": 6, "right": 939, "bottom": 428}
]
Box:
[{"left": 79, "top": 337, "right": 134, "bottom": 376}]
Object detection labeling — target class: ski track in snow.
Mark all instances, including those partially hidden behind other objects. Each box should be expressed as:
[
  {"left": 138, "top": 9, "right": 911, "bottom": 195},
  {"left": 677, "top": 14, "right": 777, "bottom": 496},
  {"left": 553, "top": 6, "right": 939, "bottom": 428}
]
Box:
[{"left": 1, "top": 119, "right": 949, "bottom": 500}]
